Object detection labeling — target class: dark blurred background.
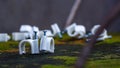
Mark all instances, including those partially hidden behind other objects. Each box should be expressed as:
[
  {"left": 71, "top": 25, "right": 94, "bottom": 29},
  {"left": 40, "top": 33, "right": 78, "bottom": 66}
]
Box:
[{"left": 0, "top": 0, "right": 119, "bottom": 33}]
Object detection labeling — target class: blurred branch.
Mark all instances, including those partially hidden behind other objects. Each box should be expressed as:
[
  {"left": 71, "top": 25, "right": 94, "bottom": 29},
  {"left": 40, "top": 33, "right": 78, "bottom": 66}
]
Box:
[
  {"left": 75, "top": 2, "right": 120, "bottom": 68},
  {"left": 65, "top": 0, "right": 82, "bottom": 28}
]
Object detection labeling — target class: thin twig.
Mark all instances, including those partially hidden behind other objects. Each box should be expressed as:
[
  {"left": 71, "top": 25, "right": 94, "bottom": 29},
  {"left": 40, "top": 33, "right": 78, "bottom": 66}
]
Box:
[
  {"left": 65, "top": 0, "right": 82, "bottom": 28},
  {"left": 75, "top": 2, "right": 120, "bottom": 68}
]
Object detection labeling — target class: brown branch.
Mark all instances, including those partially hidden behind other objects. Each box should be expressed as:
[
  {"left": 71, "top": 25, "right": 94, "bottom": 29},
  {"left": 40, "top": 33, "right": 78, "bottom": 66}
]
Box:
[
  {"left": 75, "top": 2, "right": 120, "bottom": 68},
  {"left": 65, "top": 0, "right": 82, "bottom": 28}
]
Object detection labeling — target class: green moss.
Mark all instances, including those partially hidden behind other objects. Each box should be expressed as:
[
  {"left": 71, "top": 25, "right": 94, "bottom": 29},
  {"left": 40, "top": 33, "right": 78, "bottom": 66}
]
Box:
[
  {"left": 86, "top": 59, "right": 120, "bottom": 68},
  {"left": 0, "top": 41, "right": 18, "bottom": 50},
  {"left": 49, "top": 56, "right": 77, "bottom": 65},
  {"left": 42, "top": 64, "right": 71, "bottom": 68},
  {"left": 54, "top": 33, "right": 71, "bottom": 41}
]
